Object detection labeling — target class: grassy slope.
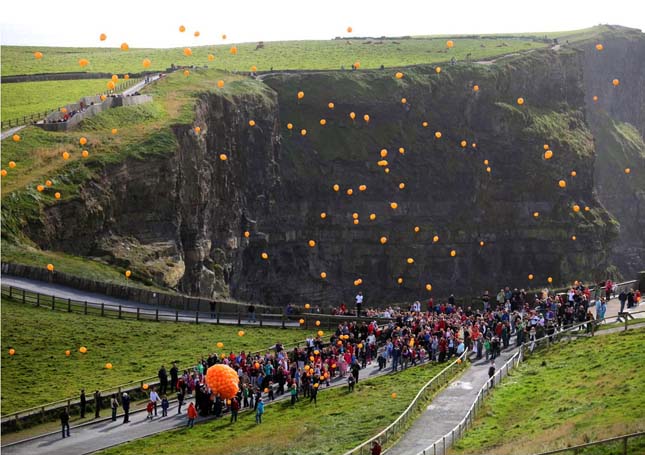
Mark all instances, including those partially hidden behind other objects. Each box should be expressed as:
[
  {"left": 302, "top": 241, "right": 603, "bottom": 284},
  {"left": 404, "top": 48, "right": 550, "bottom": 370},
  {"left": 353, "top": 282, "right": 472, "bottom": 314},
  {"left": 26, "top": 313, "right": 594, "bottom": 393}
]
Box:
[
  {"left": 98, "top": 360, "right": 456, "bottom": 455},
  {"left": 1, "top": 79, "right": 113, "bottom": 122},
  {"left": 0, "top": 68, "right": 258, "bottom": 287},
  {"left": 0, "top": 297, "right": 305, "bottom": 414},
  {"left": 1, "top": 37, "right": 548, "bottom": 77},
  {"left": 451, "top": 328, "right": 645, "bottom": 455}
]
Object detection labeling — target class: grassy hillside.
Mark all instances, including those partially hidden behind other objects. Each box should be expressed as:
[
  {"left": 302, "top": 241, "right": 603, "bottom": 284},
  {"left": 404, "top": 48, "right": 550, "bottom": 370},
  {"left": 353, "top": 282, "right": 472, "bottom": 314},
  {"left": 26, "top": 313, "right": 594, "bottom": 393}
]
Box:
[
  {"left": 1, "top": 297, "right": 305, "bottom": 414},
  {"left": 98, "top": 359, "right": 460, "bottom": 455},
  {"left": 451, "top": 328, "right": 645, "bottom": 454},
  {"left": 1, "top": 37, "right": 549, "bottom": 77}
]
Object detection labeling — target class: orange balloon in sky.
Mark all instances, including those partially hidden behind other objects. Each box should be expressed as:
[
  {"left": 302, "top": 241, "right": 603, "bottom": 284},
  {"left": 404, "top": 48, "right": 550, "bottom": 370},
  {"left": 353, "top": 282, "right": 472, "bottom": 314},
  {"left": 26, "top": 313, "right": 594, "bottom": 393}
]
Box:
[
  {"left": 347, "top": 26, "right": 353, "bottom": 33},
  {"left": 100, "top": 33, "right": 107, "bottom": 41},
  {"left": 446, "top": 40, "right": 454, "bottom": 48},
  {"left": 194, "top": 31, "right": 200, "bottom": 37},
  {"left": 179, "top": 25, "right": 186, "bottom": 33}
]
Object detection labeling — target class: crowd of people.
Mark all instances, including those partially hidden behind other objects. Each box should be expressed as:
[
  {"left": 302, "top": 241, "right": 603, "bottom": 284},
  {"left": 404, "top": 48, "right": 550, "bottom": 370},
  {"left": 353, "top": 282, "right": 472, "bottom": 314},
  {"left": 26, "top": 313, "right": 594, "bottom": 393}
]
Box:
[{"left": 62, "top": 279, "right": 640, "bottom": 438}]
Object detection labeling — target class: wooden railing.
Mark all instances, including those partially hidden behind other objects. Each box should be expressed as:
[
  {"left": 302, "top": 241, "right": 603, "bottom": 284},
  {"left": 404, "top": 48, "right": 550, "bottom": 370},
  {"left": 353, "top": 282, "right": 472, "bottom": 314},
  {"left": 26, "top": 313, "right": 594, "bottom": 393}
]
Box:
[{"left": 529, "top": 432, "right": 645, "bottom": 455}]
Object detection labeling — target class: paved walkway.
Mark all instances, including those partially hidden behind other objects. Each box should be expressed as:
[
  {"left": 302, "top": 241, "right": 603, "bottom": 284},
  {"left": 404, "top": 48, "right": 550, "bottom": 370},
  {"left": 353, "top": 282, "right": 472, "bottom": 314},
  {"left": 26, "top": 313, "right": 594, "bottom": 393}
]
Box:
[
  {"left": 1, "top": 276, "right": 298, "bottom": 327},
  {"left": 1, "top": 350, "right": 420, "bottom": 454}
]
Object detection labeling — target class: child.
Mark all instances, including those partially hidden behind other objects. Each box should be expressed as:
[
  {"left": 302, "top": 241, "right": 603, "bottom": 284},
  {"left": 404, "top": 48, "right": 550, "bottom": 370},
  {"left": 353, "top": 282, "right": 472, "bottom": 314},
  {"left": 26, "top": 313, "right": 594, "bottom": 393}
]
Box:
[
  {"left": 146, "top": 401, "right": 154, "bottom": 420},
  {"left": 187, "top": 402, "right": 197, "bottom": 428},
  {"left": 255, "top": 398, "right": 264, "bottom": 424},
  {"left": 161, "top": 395, "right": 169, "bottom": 417},
  {"left": 347, "top": 374, "right": 356, "bottom": 392},
  {"left": 176, "top": 389, "right": 185, "bottom": 414}
]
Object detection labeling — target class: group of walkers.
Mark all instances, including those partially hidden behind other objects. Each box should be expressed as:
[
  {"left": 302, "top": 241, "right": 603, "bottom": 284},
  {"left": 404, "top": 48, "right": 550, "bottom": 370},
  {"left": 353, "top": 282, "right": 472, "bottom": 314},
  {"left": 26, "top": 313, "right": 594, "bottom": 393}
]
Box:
[{"left": 60, "top": 279, "right": 639, "bottom": 438}]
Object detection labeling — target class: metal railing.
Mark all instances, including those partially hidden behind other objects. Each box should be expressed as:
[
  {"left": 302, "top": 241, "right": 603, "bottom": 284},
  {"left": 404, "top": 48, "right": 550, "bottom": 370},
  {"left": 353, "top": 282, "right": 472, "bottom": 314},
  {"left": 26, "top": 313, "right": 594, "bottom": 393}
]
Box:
[
  {"left": 342, "top": 350, "right": 469, "bottom": 455},
  {"left": 529, "top": 432, "right": 645, "bottom": 455},
  {"left": 411, "top": 318, "right": 625, "bottom": 455}
]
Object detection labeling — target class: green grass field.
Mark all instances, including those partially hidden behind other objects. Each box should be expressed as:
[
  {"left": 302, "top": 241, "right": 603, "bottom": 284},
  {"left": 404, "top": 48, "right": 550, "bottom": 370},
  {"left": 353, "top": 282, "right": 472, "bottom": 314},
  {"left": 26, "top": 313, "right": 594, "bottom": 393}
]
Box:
[
  {"left": 1, "top": 36, "right": 549, "bottom": 77},
  {"left": 98, "top": 360, "right": 458, "bottom": 455},
  {"left": 451, "top": 328, "right": 645, "bottom": 455},
  {"left": 1, "top": 297, "right": 305, "bottom": 414},
  {"left": 1, "top": 79, "right": 116, "bottom": 122}
]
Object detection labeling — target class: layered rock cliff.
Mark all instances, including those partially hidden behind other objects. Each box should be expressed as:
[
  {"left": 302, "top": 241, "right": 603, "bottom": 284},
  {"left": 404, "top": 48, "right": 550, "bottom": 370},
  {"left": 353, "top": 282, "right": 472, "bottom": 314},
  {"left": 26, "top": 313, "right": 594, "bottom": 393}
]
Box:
[{"left": 20, "top": 27, "right": 645, "bottom": 306}]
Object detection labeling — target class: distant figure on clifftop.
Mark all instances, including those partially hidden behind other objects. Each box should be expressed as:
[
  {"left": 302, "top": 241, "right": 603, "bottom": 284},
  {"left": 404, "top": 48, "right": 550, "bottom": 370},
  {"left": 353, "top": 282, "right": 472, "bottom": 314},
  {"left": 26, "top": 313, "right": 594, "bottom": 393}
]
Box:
[{"left": 355, "top": 291, "right": 363, "bottom": 316}]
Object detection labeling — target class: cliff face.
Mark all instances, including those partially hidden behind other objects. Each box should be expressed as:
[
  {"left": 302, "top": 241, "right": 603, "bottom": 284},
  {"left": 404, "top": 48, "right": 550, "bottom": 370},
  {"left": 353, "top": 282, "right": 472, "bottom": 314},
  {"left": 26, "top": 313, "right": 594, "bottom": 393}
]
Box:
[
  {"left": 580, "top": 28, "right": 645, "bottom": 277},
  {"left": 25, "top": 29, "right": 645, "bottom": 306}
]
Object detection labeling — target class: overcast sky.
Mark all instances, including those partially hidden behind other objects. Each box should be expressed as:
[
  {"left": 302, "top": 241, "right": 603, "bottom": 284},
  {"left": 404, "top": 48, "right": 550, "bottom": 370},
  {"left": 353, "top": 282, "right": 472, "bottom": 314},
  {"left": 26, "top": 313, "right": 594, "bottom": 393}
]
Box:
[{"left": 1, "top": 0, "right": 643, "bottom": 48}]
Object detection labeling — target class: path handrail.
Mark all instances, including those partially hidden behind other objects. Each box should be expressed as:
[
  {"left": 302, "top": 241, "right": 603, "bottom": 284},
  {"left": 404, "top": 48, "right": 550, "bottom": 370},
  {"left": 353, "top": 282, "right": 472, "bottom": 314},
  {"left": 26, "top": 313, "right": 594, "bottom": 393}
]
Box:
[
  {"left": 411, "top": 319, "right": 607, "bottom": 455},
  {"left": 529, "top": 431, "right": 645, "bottom": 455},
  {"left": 342, "top": 350, "right": 469, "bottom": 455}
]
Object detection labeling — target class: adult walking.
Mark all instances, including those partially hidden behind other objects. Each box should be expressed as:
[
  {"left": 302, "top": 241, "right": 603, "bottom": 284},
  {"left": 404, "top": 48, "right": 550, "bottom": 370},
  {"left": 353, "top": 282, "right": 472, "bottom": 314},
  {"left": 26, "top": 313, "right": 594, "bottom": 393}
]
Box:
[
  {"left": 93, "top": 390, "right": 101, "bottom": 418},
  {"left": 60, "top": 408, "right": 70, "bottom": 438},
  {"left": 110, "top": 394, "right": 119, "bottom": 421},
  {"left": 122, "top": 392, "right": 131, "bottom": 423},
  {"left": 170, "top": 362, "right": 179, "bottom": 393},
  {"left": 488, "top": 360, "right": 496, "bottom": 389},
  {"left": 79, "top": 389, "right": 86, "bottom": 419},
  {"left": 158, "top": 365, "right": 168, "bottom": 395},
  {"left": 150, "top": 387, "right": 160, "bottom": 416}
]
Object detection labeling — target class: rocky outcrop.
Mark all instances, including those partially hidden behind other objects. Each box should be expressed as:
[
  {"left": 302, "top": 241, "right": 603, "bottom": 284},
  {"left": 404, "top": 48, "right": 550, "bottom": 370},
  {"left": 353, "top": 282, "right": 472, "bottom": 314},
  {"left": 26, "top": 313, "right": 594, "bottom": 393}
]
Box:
[{"left": 21, "top": 27, "right": 645, "bottom": 306}]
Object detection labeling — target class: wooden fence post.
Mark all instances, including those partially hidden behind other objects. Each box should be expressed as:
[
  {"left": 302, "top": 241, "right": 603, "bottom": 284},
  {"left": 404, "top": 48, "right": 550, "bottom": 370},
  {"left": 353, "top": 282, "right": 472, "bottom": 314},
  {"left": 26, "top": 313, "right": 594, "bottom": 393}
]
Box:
[
  {"left": 22, "top": 289, "right": 26, "bottom": 304},
  {"left": 52, "top": 295, "right": 56, "bottom": 310}
]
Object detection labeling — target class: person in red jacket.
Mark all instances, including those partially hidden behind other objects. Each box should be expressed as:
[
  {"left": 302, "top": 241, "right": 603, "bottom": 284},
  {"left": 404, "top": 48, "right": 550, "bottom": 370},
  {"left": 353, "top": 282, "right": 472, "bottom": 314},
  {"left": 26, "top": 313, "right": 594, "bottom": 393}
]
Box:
[{"left": 186, "top": 402, "right": 197, "bottom": 428}]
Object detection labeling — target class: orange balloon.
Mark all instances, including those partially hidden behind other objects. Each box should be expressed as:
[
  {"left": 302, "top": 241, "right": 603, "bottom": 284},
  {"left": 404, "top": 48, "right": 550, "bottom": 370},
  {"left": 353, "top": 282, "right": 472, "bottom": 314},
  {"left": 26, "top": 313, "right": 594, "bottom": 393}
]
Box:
[
  {"left": 533, "top": 211, "right": 540, "bottom": 218},
  {"left": 194, "top": 31, "right": 200, "bottom": 37},
  {"left": 363, "top": 114, "right": 370, "bottom": 123},
  {"left": 34, "top": 51, "right": 43, "bottom": 59},
  {"left": 9, "top": 161, "right": 16, "bottom": 168},
  {"left": 446, "top": 40, "right": 454, "bottom": 48},
  {"left": 595, "top": 43, "right": 603, "bottom": 51},
  {"left": 261, "top": 252, "right": 269, "bottom": 260},
  {"left": 320, "top": 272, "right": 327, "bottom": 279},
  {"left": 299, "top": 318, "right": 305, "bottom": 324},
  {"left": 308, "top": 240, "right": 316, "bottom": 247},
  {"left": 433, "top": 235, "right": 439, "bottom": 243},
  {"left": 346, "top": 188, "right": 353, "bottom": 196},
  {"left": 105, "top": 362, "right": 113, "bottom": 369},
  {"left": 315, "top": 320, "right": 321, "bottom": 326},
  {"left": 390, "top": 202, "right": 398, "bottom": 209},
  {"left": 426, "top": 283, "right": 432, "bottom": 291},
  {"left": 528, "top": 274, "right": 534, "bottom": 280},
  {"left": 219, "top": 153, "right": 228, "bottom": 161},
  {"left": 230, "top": 46, "right": 238, "bottom": 55},
  {"left": 320, "top": 212, "right": 327, "bottom": 219},
  {"left": 544, "top": 150, "right": 553, "bottom": 160},
  {"left": 460, "top": 140, "right": 467, "bottom": 148},
  {"left": 422, "top": 121, "right": 428, "bottom": 127},
  {"left": 47, "top": 263, "right": 55, "bottom": 272},
  {"left": 79, "top": 137, "right": 87, "bottom": 145},
  {"left": 107, "top": 81, "right": 115, "bottom": 90},
  {"left": 55, "top": 192, "right": 61, "bottom": 200},
  {"left": 250, "top": 65, "right": 257, "bottom": 72},
  {"left": 349, "top": 112, "right": 356, "bottom": 120},
  {"left": 401, "top": 98, "right": 407, "bottom": 104},
  {"left": 208, "top": 54, "right": 215, "bottom": 61},
  {"left": 79, "top": 346, "right": 87, "bottom": 353},
  {"left": 45, "top": 180, "right": 53, "bottom": 187},
  {"left": 217, "top": 80, "right": 225, "bottom": 88},
  {"left": 142, "top": 58, "right": 151, "bottom": 68},
  {"left": 111, "top": 128, "right": 118, "bottom": 135},
  {"left": 435, "top": 131, "right": 442, "bottom": 139},
  {"left": 111, "top": 74, "right": 119, "bottom": 83},
  {"left": 473, "top": 85, "right": 480, "bottom": 92},
  {"left": 369, "top": 213, "right": 376, "bottom": 220},
  {"left": 183, "top": 48, "right": 192, "bottom": 57},
  {"left": 12, "top": 134, "right": 21, "bottom": 142},
  {"left": 624, "top": 168, "right": 631, "bottom": 174},
  {"left": 205, "top": 365, "right": 239, "bottom": 399},
  {"left": 359, "top": 184, "right": 367, "bottom": 191},
  {"left": 406, "top": 258, "right": 414, "bottom": 264},
  {"left": 435, "top": 67, "right": 442, "bottom": 74},
  {"left": 328, "top": 102, "right": 335, "bottom": 109},
  {"left": 249, "top": 120, "right": 256, "bottom": 127},
  {"left": 558, "top": 180, "right": 567, "bottom": 188},
  {"left": 347, "top": 26, "right": 353, "bottom": 33},
  {"left": 320, "top": 119, "right": 327, "bottom": 126},
  {"left": 570, "top": 170, "right": 577, "bottom": 177},
  {"left": 297, "top": 91, "right": 305, "bottom": 99},
  {"left": 238, "top": 330, "right": 245, "bottom": 337},
  {"left": 305, "top": 303, "right": 311, "bottom": 309},
  {"left": 572, "top": 204, "right": 581, "bottom": 213},
  {"left": 62, "top": 151, "right": 70, "bottom": 160},
  {"left": 397, "top": 277, "right": 403, "bottom": 284},
  {"left": 287, "top": 123, "right": 293, "bottom": 130},
  {"left": 395, "top": 72, "right": 404, "bottom": 79},
  {"left": 78, "top": 58, "right": 89, "bottom": 68},
  {"left": 301, "top": 129, "right": 307, "bottom": 136},
  {"left": 450, "top": 249, "right": 457, "bottom": 257},
  {"left": 100, "top": 33, "right": 107, "bottom": 41},
  {"left": 37, "top": 184, "right": 44, "bottom": 192},
  {"left": 517, "top": 97, "right": 525, "bottom": 105},
  {"left": 333, "top": 184, "right": 340, "bottom": 192},
  {"left": 612, "top": 79, "right": 620, "bottom": 86},
  {"left": 399, "top": 147, "right": 405, "bottom": 154},
  {"left": 380, "top": 236, "right": 388, "bottom": 245},
  {"left": 414, "top": 226, "right": 420, "bottom": 233},
  {"left": 65, "top": 350, "right": 71, "bottom": 356},
  {"left": 120, "top": 43, "right": 129, "bottom": 51}
]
